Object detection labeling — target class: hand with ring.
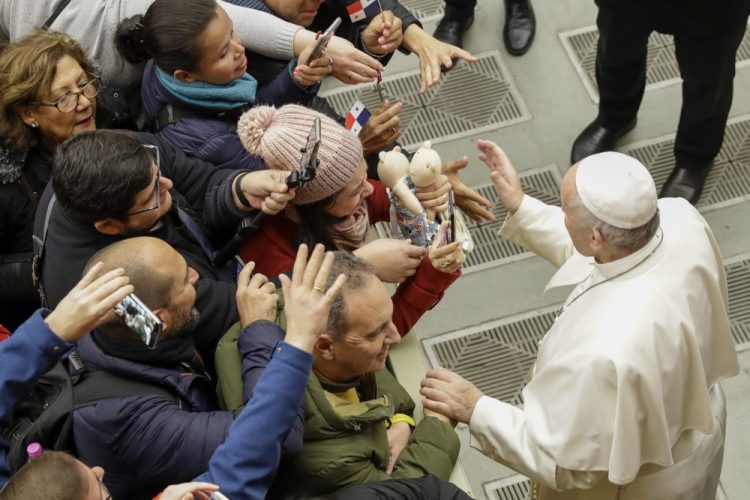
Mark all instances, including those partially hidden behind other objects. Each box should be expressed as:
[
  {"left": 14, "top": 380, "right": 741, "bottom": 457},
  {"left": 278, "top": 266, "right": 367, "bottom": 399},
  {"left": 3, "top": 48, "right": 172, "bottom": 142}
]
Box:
[
  {"left": 235, "top": 261, "right": 278, "bottom": 328},
  {"left": 358, "top": 99, "right": 403, "bottom": 155},
  {"left": 428, "top": 229, "right": 466, "bottom": 274},
  {"left": 279, "top": 244, "right": 347, "bottom": 353}
]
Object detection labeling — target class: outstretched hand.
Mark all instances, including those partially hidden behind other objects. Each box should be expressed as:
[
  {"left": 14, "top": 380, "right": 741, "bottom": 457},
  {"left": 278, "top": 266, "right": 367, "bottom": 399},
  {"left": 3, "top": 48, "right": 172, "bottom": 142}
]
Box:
[
  {"left": 362, "top": 10, "right": 404, "bottom": 55},
  {"left": 443, "top": 156, "right": 495, "bottom": 222},
  {"left": 279, "top": 244, "right": 347, "bottom": 353},
  {"left": 402, "top": 25, "right": 478, "bottom": 92},
  {"left": 476, "top": 139, "right": 524, "bottom": 214},
  {"left": 326, "top": 36, "right": 383, "bottom": 84},
  {"left": 45, "top": 262, "right": 134, "bottom": 343},
  {"left": 420, "top": 367, "right": 484, "bottom": 424},
  {"left": 359, "top": 100, "right": 403, "bottom": 155},
  {"left": 235, "top": 261, "right": 278, "bottom": 328}
]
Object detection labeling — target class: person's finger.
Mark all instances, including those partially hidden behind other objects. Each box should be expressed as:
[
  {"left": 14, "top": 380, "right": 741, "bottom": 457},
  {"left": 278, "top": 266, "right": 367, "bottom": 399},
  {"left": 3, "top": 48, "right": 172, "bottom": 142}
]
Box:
[
  {"left": 302, "top": 243, "right": 326, "bottom": 289},
  {"left": 405, "top": 244, "right": 428, "bottom": 258},
  {"left": 279, "top": 273, "right": 292, "bottom": 306},
  {"left": 86, "top": 275, "right": 131, "bottom": 307},
  {"left": 376, "top": 101, "right": 402, "bottom": 120},
  {"left": 313, "top": 251, "right": 335, "bottom": 291},
  {"left": 248, "top": 271, "right": 269, "bottom": 289},
  {"left": 237, "top": 261, "right": 256, "bottom": 289},
  {"left": 79, "top": 267, "right": 126, "bottom": 296},
  {"left": 444, "top": 156, "right": 469, "bottom": 172},
  {"left": 421, "top": 397, "right": 454, "bottom": 417},
  {"left": 419, "top": 52, "right": 429, "bottom": 93},
  {"left": 98, "top": 284, "right": 134, "bottom": 314},
  {"left": 261, "top": 281, "right": 277, "bottom": 293},
  {"left": 425, "top": 367, "right": 460, "bottom": 382},
  {"left": 76, "top": 261, "right": 105, "bottom": 289},
  {"left": 323, "top": 273, "right": 347, "bottom": 304},
  {"left": 347, "top": 57, "right": 382, "bottom": 79},
  {"left": 455, "top": 184, "right": 492, "bottom": 207},
  {"left": 418, "top": 196, "right": 449, "bottom": 209},
  {"left": 452, "top": 46, "right": 478, "bottom": 63},
  {"left": 291, "top": 244, "right": 309, "bottom": 287},
  {"left": 430, "top": 241, "right": 462, "bottom": 259}
]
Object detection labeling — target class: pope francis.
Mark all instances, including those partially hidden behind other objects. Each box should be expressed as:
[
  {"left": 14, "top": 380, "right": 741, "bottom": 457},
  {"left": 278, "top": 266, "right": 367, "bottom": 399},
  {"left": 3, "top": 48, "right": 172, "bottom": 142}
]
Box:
[{"left": 421, "top": 141, "right": 739, "bottom": 500}]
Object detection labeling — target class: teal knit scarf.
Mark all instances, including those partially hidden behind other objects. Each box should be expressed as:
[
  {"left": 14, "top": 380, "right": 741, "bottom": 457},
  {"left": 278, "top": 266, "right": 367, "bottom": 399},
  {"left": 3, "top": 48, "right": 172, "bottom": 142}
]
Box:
[{"left": 155, "top": 65, "right": 258, "bottom": 110}]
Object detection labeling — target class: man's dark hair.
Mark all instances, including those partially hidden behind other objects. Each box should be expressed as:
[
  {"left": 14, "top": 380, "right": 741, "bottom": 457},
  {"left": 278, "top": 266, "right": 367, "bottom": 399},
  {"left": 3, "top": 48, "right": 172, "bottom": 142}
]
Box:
[
  {"left": 324, "top": 252, "right": 376, "bottom": 340},
  {"left": 116, "top": 0, "right": 219, "bottom": 74},
  {"left": 0, "top": 451, "right": 86, "bottom": 500},
  {"left": 52, "top": 130, "right": 154, "bottom": 224}
]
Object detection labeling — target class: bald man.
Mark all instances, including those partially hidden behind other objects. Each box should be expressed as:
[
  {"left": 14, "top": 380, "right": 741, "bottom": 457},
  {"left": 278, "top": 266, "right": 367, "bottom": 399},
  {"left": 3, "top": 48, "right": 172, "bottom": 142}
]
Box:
[
  {"left": 421, "top": 142, "right": 738, "bottom": 500},
  {"left": 68, "top": 237, "right": 303, "bottom": 499}
]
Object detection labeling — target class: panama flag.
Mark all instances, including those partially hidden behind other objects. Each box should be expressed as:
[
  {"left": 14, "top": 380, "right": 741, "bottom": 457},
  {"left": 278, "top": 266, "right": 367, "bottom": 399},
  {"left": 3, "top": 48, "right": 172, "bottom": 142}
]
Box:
[
  {"left": 347, "top": 0, "right": 381, "bottom": 22},
  {"left": 344, "top": 100, "right": 371, "bottom": 134}
]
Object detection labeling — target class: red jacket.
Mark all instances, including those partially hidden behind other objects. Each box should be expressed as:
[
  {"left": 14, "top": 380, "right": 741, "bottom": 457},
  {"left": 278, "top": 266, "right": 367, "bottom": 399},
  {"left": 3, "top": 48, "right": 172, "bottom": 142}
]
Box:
[{"left": 239, "top": 180, "right": 460, "bottom": 335}]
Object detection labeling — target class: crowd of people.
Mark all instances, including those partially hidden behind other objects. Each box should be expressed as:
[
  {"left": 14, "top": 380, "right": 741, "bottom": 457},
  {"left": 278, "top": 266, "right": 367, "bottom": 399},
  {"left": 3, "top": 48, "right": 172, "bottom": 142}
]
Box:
[{"left": 0, "top": 0, "right": 745, "bottom": 499}]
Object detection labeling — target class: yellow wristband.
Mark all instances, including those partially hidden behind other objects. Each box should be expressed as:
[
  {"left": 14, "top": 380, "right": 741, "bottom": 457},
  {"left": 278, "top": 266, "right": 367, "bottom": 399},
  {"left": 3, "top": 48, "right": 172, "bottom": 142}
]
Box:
[{"left": 387, "top": 413, "right": 416, "bottom": 429}]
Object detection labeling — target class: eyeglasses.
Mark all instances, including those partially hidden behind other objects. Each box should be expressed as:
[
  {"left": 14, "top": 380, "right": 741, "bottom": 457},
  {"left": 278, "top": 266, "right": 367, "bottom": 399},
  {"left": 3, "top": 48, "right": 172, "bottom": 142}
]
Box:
[
  {"left": 32, "top": 74, "right": 101, "bottom": 113},
  {"left": 126, "top": 144, "right": 162, "bottom": 217}
]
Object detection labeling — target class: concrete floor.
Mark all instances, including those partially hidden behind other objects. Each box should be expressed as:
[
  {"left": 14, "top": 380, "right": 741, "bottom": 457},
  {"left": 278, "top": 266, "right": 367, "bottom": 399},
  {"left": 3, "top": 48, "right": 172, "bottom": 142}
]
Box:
[{"left": 321, "top": 0, "right": 750, "bottom": 497}]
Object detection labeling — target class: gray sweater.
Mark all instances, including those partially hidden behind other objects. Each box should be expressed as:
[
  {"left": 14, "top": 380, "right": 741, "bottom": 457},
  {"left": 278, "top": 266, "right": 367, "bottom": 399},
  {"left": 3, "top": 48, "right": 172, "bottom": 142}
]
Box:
[{"left": 0, "top": 0, "right": 301, "bottom": 92}]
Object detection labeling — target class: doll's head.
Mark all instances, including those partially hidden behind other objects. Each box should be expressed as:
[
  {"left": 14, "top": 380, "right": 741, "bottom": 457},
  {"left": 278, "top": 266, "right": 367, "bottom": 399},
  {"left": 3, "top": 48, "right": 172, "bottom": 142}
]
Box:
[
  {"left": 377, "top": 146, "right": 410, "bottom": 187},
  {"left": 116, "top": 0, "right": 247, "bottom": 85},
  {"left": 409, "top": 141, "right": 442, "bottom": 188}
]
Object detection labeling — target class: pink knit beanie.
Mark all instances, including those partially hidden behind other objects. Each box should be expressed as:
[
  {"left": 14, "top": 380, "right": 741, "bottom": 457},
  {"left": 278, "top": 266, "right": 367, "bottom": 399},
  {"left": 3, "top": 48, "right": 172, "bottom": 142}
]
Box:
[{"left": 237, "top": 104, "right": 363, "bottom": 205}]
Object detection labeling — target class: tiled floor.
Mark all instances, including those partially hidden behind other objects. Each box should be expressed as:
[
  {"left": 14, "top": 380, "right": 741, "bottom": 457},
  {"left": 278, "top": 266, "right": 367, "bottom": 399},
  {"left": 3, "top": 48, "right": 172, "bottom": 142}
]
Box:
[{"left": 320, "top": 0, "right": 750, "bottom": 497}]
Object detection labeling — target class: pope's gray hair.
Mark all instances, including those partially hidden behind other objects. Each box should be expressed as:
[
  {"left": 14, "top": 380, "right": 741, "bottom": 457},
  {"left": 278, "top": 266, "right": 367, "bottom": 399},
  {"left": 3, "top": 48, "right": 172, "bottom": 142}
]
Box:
[{"left": 566, "top": 193, "right": 660, "bottom": 250}]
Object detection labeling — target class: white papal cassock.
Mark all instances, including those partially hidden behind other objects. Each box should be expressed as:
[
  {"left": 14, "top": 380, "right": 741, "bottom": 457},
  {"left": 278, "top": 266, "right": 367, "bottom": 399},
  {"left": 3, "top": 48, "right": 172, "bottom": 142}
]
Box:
[{"left": 469, "top": 195, "right": 739, "bottom": 500}]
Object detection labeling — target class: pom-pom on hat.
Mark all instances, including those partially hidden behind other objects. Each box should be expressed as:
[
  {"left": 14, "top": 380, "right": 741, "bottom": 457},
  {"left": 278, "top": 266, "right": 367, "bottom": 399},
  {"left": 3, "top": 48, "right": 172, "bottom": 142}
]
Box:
[
  {"left": 576, "top": 152, "right": 658, "bottom": 229},
  {"left": 237, "top": 104, "right": 363, "bottom": 205}
]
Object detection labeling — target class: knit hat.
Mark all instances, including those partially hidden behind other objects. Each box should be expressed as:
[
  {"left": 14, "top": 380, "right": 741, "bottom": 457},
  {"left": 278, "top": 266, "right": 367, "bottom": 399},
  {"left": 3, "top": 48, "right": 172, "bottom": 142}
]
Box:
[
  {"left": 576, "top": 152, "right": 658, "bottom": 229},
  {"left": 237, "top": 104, "right": 363, "bottom": 205}
]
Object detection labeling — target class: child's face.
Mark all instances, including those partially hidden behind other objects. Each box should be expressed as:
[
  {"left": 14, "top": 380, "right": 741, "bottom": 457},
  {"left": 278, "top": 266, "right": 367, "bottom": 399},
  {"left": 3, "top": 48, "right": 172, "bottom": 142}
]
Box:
[{"left": 190, "top": 6, "right": 247, "bottom": 85}]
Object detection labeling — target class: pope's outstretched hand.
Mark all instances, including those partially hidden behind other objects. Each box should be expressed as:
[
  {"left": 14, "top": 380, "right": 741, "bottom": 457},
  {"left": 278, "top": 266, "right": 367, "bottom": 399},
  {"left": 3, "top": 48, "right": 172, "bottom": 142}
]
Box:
[
  {"left": 420, "top": 368, "right": 484, "bottom": 424},
  {"left": 476, "top": 139, "right": 524, "bottom": 214}
]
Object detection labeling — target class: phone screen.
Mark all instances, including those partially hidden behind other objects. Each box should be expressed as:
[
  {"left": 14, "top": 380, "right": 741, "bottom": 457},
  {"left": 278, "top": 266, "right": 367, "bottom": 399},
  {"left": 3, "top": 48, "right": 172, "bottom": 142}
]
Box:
[{"left": 113, "top": 294, "right": 163, "bottom": 349}]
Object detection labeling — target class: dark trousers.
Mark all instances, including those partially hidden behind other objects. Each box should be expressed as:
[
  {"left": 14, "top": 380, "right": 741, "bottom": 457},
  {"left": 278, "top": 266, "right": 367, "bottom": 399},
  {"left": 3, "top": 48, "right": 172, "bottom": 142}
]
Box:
[
  {"left": 444, "top": 0, "right": 477, "bottom": 20},
  {"left": 311, "top": 475, "right": 474, "bottom": 500},
  {"left": 595, "top": 0, "right": 750, "bottom": 169}
]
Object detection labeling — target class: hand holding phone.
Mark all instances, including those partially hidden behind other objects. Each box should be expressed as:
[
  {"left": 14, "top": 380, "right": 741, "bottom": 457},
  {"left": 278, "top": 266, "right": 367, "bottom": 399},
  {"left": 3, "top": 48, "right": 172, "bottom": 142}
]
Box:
[
  {"left": 288, "top": 118, "right": 322, "bottom": 188},
  {"left": 305, "top": 17, "right": 342, "bottom": 65}
]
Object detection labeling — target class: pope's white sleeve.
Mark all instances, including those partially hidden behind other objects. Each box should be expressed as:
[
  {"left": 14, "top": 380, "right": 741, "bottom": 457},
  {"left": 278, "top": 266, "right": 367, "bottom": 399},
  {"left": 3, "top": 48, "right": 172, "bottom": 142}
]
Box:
[
  {"left": 469, "top": 396, "right": 607, "bottom": 491},
  {"left": 498, "top": 196, "right": 574, "bottom": 268},
  {"left": 219, "top": 1, "right": 300, "bottom": 59}
]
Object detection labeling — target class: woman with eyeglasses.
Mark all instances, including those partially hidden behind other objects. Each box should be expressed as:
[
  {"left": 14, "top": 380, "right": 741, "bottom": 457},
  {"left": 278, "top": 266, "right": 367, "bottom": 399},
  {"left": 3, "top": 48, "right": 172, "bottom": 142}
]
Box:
[{"left": 0, "top": 29, "right": 100, "bottom": 330}]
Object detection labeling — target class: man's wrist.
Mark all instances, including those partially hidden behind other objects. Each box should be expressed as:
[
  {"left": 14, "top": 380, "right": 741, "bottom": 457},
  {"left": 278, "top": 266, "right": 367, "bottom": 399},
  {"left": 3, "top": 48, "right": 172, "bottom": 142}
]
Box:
[{"left": 234, "top": 172, "right": 253, "bottom": 209}]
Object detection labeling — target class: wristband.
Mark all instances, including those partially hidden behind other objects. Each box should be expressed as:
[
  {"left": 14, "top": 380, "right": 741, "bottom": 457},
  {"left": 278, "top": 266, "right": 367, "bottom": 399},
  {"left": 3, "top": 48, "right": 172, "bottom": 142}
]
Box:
[
  {"left": 234, "top": 172, "right": 253, "bottom": 209},
  {"left": 386, "top": 413, "right": 416, "bottom": 429}
]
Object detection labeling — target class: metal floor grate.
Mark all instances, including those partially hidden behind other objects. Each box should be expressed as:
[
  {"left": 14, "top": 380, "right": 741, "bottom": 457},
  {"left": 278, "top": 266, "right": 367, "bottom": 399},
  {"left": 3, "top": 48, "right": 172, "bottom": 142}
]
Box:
[
  {"left": 725, "top": 253, "right": 750, "bottom": 349},
  {"left": 560, "top": 23, "right": 750, "bottom": 103},
  {"left": 319, "top": 50, "right": 530, "bottom": 149},
  {"left": 483, "top": 475, "right": 531, "bottom": 500},
  {"left": 399, "top": 0, "right": 445, "bottom": 21},
  {"left": 423, "top": 307, "right": 558, "bottom": 406},
  {"left": 620, "top": 114, "right": 750, "bottom": 212},
  {"left": 374, "top": 165, "right": 562, "bottom": 272}
]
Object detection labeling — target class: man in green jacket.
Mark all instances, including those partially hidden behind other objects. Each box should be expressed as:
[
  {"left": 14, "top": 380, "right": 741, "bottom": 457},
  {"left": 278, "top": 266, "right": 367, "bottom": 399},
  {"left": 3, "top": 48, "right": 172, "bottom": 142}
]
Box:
[{"left": 273, "top": 252, "right": 460, "bottom": 496}]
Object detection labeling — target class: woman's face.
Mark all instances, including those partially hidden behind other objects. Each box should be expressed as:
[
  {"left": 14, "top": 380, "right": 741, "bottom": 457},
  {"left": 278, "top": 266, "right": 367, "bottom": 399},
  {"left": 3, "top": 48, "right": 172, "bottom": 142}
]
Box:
[
  {"left": 325, "top": 160, "right": 374, "bottom": 218},
  {"left": 181, "top": 5, "right": 247, "bottom": 85},
  {"left": 20, "top": 55, "right": 96, "bottom": 147}
]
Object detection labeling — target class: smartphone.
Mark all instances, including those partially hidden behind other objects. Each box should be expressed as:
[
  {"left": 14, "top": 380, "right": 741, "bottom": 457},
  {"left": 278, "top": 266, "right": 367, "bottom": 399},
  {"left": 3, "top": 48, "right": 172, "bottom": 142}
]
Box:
[
  {"left": 305, "top": 17, "right": 341, "bottom": 65},
  {"left": 288, "top": 118, "right": 322, "bottom": 188},
  {"left": 113, "top": 293, "right": 163, "bottom": 349},
  {"left": 447, "top": 191, "right": 456, "bottom": 245}
]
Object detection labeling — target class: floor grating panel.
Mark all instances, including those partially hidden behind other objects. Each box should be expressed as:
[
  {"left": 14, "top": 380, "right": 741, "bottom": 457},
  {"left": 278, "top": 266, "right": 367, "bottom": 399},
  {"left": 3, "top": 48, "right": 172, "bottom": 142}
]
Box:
[
  {"left": 620, "top": 114, "right": 750, "bottom": 212},
  {"left": 483, "top": 475, "right": 531, "bottom": 500},
  {"left": 399, "top": 0, "right": 445, "bottom": 21},
  {"left": 560, "top": 23, "right": 750, "bottom": 103},
  {"left": 319, "top": 51, "right": 530, "bottom": 149}
]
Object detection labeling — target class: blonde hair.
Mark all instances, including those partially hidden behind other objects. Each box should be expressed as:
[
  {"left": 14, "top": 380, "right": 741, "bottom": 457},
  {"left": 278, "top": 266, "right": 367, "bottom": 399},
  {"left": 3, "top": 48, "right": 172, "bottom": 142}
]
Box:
[{"left": 0, "top": 29, "right": 96, "bottom": 153}]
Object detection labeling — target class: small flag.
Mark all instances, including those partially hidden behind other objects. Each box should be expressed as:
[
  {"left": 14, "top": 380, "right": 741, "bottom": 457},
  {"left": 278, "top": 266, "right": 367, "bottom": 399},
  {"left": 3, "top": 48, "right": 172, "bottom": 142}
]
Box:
[
  {"left": 346, "top": 0, "right": 381, "bottom": 22},
  {"left": 344, "top": 100, "right": 371, "bottom": 134}
]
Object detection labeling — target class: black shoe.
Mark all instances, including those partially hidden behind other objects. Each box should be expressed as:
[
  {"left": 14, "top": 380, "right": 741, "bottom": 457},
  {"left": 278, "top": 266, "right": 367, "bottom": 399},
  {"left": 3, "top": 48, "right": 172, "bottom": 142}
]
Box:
[
  {"left": 433, "top": 13, "right": 474, "bottom": 49},
  {"left": 570, "top": 117, "right": 637, "bottom": 164},
  {"left": 504, "top": 0, "right": 535, "bottom": 56},
  {"left": 659, "top": 163, "right": 713, "bottom": 205}
]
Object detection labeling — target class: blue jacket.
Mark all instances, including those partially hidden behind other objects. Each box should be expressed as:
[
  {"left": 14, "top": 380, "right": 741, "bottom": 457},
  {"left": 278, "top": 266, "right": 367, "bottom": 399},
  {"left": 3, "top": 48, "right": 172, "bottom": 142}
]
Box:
[
  {"left": 140, "top": 60, "right": 318, "bottom": 171},
  {"left": 196, "top": 337, "right": 312, "bottom": 500},
  {"left": 0, "top": 311, "right": 72, "bottom": 486},
  {"left": 72, "top": 320, "right": 292, "bottom": 499}
]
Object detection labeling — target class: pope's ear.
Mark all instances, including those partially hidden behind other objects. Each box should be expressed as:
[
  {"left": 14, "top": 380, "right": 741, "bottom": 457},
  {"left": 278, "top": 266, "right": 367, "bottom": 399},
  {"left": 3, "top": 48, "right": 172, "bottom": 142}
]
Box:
[
  {"left": 314, "top": 333, "right": 335, "bottom": 360},
  {"left": 590, "top": 227, "right": 606, "bottom": 248}
]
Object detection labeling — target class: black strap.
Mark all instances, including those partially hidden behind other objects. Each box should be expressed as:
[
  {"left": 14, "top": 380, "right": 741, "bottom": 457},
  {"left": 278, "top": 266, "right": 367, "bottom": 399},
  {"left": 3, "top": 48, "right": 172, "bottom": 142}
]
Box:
[
  {"left": 148, "top": 104, "right": 232, "bottom": 132},
  {"left": 73, "top": 369, "right": 183, "bottom": 410},
  {"left": 42, "top": 0, "right": 72, "bottom": 29},
  {"left": 32, "top": 194, "right": 56, "bottom": 308}
]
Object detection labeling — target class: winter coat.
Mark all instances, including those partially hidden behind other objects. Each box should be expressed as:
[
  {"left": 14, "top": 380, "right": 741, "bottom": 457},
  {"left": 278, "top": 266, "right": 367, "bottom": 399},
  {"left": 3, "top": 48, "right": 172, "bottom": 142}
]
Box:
[
  {"left": 275, "top": 367, "right": 460, "bottom": 495},
  {"left": 140, "top": 60, "right": 317, "bottom": 171},
  {"left": 0, "top": 146, "right": 51, "bottom": 329},
  {"left": 73, "top": 320, "right": 287, "bottom": 499},
  {"left": 34, "top": 131, "right": 245, "bottom": 360}
]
